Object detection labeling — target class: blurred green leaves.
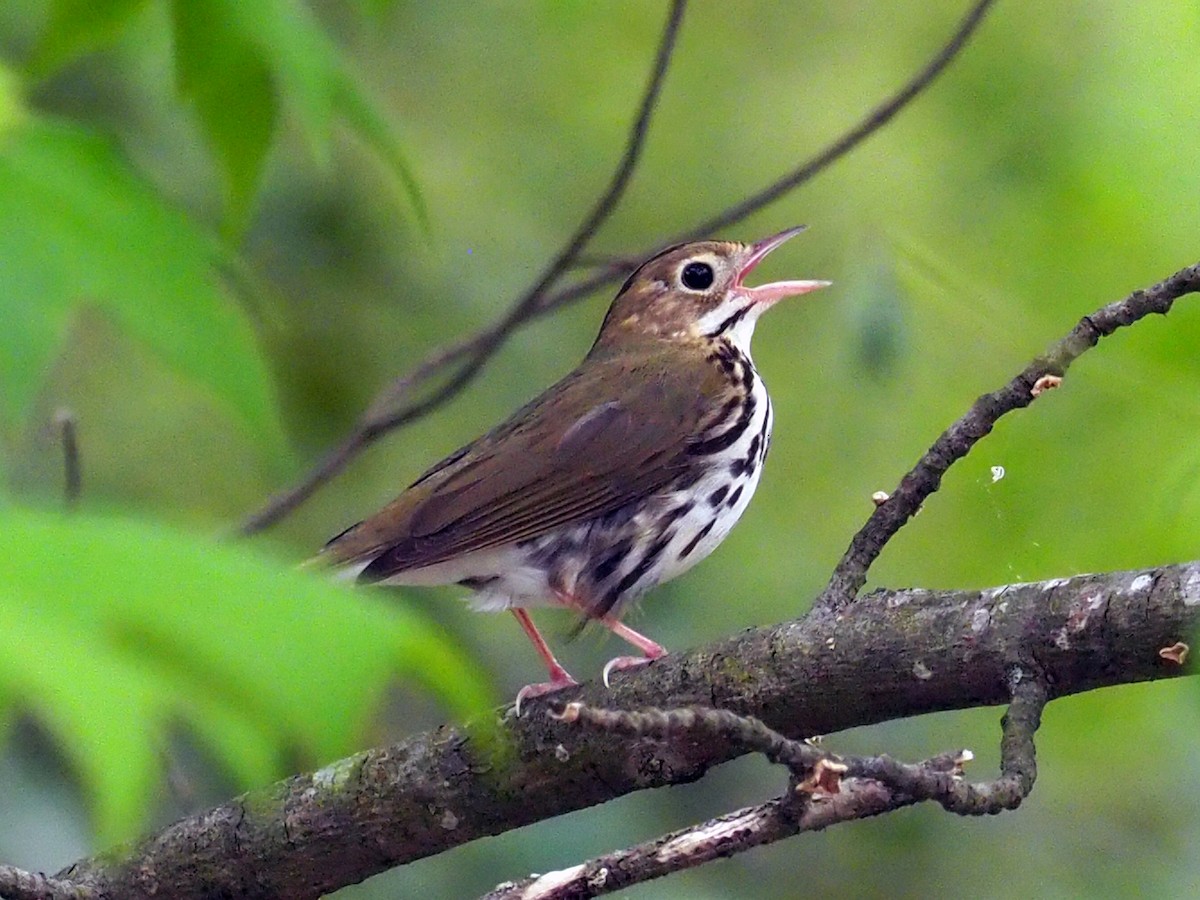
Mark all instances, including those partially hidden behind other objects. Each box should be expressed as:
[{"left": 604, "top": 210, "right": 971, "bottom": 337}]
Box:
[
  {"left": 0, "top": 507, "right": 492, "bottom": 844},
  {"left": 167, "top": 0, "right": 427, "bottom": 234},
  {"left": 171, "top": 0, "right": 278, "bottom": 237},
  {"left": 24, "top": 0, "right": 147, "bottom": 77},
  {"left": 28, "top": 0, "right": 426, "bottom": 235},
  {"left": 0, "top": 0, "right": 456, "bottom": 855},
  {"left": 0, "top": 1, "right": 1197, "bottom": 894},
  {"left": 0, "top": 117, "right": 284, "bottom": 450}
]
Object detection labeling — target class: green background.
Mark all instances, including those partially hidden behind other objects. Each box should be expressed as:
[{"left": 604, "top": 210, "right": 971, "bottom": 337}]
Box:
[{"left": 1, "top": 1, "right": 1199, "bottom": 897}]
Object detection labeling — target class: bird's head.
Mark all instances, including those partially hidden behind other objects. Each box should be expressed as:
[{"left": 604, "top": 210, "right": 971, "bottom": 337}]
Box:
[{"left": 595, "top": 226, "right": 830, "bottom": 352}]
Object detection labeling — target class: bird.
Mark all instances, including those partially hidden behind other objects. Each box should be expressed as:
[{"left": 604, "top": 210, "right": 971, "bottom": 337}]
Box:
[{"left": 317, "top": 227, "right": 829, "bottom": 709}]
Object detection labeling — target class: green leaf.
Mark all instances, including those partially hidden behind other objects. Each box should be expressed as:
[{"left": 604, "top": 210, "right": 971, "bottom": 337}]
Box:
[
  {"left": 26, "top": 0, "right": 152, "bottom": 78},
  {"left": 334, "top": 78, "right": 428, "bottom": 234},
  {"left": 0, "top": 116, "right": 285, "bottom": 452},
  {"left": 0, "top": 506, "right": 494, "bottom": 843},
  {"left": 25, "top": 0, "right": 426, "bottom": 235},
  {"left": 171, "top": 1, "right": 277, "bottom": 237},
  {"left": 167, "top": 0, "right": 427, "bottom": 233}
]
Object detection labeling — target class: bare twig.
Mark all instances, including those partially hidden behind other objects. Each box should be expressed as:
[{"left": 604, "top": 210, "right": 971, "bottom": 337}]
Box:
[
  {"left": 240, "top": 0, "right": 995, "bottom": 535},
  {"left": 815, "top": 259, "right": 1200, "bottom": 614},
  {"left": 53, "top": 408, "right": 81, "bottom": 509},
  {"left": 238, "top": 0, "right": 686, "bottom": 535},
  {"left": 480, "top": 789, "right": 894, "bottom": 900},
  {"left": 485, "top": 675, "right": 1044, "bottom": 898}
]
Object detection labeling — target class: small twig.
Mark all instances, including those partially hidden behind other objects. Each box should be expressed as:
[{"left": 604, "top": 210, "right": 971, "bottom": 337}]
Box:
[
  {"left": 240, "top": 0, "right": 993, "bottom": 536},
  {"left": 0, "top": 864, "right": 94, "bottom": 900},
  {"left": 497, "top": 679, "right": 1044, "bottom": 898},
  {"left": 815, "top": 260, "right": 1200, "bottom": 614},
  {"left": 53, "top": 408, "right": 81, "bottom": 509},
  {"left": 238, "top": 0, "right": 686, "bottom": 536}
]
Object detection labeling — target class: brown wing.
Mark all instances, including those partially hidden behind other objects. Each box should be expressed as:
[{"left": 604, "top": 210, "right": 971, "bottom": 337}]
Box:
[{"left": 320, "top": 344, "right": 725, "bottom": 580}]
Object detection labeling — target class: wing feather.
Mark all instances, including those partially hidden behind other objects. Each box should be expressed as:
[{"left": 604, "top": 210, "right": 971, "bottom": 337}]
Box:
[{"left": 321, "top": 346, "right": 725, "bottom": 580}]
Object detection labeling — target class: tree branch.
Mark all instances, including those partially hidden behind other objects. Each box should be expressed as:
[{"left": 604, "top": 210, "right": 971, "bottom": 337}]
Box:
[
  {"left": 239, "top": 0, "right": 995, "bottom": 535},
  {"left": 56, "top": 561, "right": 1197, "bottom": 899},
  {"left": 816, "top": 258, "right": 1200, "bottom": 614},
  {"left": 52, "top": 408, "right": 81, "bottom": 509},
  {"left": 481, "top": 785, "right": 902, "bottom": 900},
  {"left": 483, "top": 676, "right": 1043, "bottom": 899},
  {"left": 62, "top": 255, "right": 1193, "bottom": 898}
]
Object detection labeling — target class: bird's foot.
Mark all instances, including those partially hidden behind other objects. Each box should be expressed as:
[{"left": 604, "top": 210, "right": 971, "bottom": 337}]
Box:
[
  {"left": 602, "top": 652, "right": 665, "bottom": 687},
  {"left": 514, "top": 672, "right": 579, "bottom": 716}
]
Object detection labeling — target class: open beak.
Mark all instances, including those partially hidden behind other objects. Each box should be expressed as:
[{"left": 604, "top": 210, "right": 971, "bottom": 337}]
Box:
[{"left": 735, "top": 225, "right": 831, "bottom": 308}]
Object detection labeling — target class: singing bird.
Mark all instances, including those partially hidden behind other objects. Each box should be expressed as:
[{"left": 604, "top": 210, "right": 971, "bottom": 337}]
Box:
[{"left": 318, "top": 227, "right": 829, "bottom": 708}]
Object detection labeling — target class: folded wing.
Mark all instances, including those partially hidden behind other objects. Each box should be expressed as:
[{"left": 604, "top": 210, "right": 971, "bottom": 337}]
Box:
[{"left": 320, "top": 347, "right": 723, "bottom": 581}]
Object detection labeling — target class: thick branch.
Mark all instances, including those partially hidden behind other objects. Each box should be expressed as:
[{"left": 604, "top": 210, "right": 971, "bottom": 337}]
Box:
[{"left": 60, "top": 562, "right": 1198, "bottom": 899}]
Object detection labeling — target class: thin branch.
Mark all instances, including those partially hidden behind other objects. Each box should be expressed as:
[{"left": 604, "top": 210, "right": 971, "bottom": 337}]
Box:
[
  {"left": 815, "top": 259, "right": 1200, "bottom": 615},
  {"left": 237, "top": 0, "right": 686, "bottom": 535},
  {"left": 56, "top": 562, "right": 1197, "bottom": 899},
  {"left": 672, "top": 0, "right": 997, "bottom": 241},
  {"left": 240, "top": 0, "right": 994, "bottom": 535},
  {"left": 483, "top": 676, "right": 1046, "bottom": 899},
  {"left": 480, "top": 789, "right": 896, "bottom": 900},
  {"left": 532, "top": 0, "right": 997, "bottom": 314}
]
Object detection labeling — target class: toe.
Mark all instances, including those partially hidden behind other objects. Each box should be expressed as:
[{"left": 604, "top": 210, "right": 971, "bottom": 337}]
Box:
[
  {"left": 602, "top": 654, "right": 657, "bottom": 688},
  {"left": 514, "top": 675, "right": 579, "bottom": 715}
]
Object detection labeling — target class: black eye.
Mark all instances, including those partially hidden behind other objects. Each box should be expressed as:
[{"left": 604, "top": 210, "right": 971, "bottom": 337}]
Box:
[{"left": 680, "top": 261, "right": 714, "bottom": 291}]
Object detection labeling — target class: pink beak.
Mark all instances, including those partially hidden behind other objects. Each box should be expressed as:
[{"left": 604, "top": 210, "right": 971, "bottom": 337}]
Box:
[{"left": 735, "top": 225, "right": 831, "bottom": 307}]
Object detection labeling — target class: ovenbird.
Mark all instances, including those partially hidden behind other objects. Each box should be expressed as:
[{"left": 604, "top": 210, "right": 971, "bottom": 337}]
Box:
[{"left": 319, "top": 227, "right": 829, "bottom": 708}]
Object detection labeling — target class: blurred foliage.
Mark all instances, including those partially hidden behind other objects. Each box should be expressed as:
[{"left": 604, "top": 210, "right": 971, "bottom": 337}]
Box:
[
  {"left": 2, "top": 0, "right": 1200, "bottom": 898},
  {"left": 0, "top": 0, "right": 487, "bottom": 863},
  {"left": 0, "top": 115, "right": 282, "bottom": 447},
  {"left": 29, "top": 0, "right": 425, "bottom": 235},
  {"left": 0, "top": 507, "right": 491, "bottom": 845}
]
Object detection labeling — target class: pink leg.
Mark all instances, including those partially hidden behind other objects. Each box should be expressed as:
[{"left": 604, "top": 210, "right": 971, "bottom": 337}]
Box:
[
  {"left": 599, "top": 616, "right": 668, "bottom": 687},
  {"left": 550, "top": 589, "right": 669, "bottom": 688},
  {"left": 602, "top": 617, "right": 667, "bottom": 657},
  {"left": 511, "top": 609, "right": 578, "bottom": 713}
]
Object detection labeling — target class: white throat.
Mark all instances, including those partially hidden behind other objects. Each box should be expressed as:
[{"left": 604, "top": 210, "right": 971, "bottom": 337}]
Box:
[{"left": 694, "top": 298, "right": 763, "bottom": 357}]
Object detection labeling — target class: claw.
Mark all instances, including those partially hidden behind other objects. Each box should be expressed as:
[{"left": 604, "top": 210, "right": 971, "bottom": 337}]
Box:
[
  {"left": 602, "top": 654, "right": 657, "bottom": 687},
  {"left": 514, "top": 674, "right": 579, "bottom": 716}
]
